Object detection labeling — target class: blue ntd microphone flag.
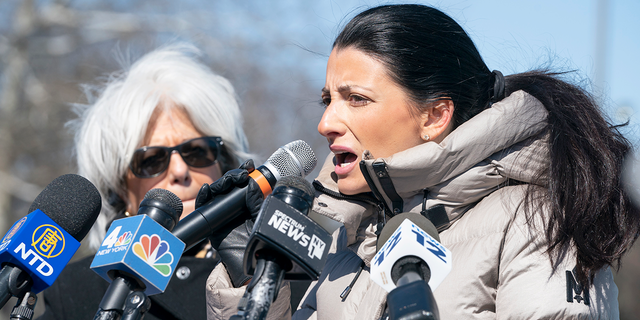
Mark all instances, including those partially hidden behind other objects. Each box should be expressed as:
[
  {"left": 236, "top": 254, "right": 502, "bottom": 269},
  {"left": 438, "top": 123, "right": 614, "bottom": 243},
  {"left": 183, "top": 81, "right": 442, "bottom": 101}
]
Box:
[
  {"left": 0, "top": 209, "right": 81, "bottom": 293},
  {"left": 90, "top": 214, "right": 185, "bottom": 295}
]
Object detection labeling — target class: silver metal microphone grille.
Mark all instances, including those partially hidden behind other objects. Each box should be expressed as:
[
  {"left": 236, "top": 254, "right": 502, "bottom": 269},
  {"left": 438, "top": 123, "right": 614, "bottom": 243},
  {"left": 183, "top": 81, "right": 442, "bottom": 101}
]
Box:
[{"left": 266, "top": 140, "right": 317, "bottom": 179}]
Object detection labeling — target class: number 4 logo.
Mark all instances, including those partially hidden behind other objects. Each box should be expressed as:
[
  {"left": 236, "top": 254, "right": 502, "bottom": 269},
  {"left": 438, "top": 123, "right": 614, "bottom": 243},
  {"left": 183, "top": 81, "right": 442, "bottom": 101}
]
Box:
[{"left": 102, "top": 226, "right": 122, "bottom": 249}]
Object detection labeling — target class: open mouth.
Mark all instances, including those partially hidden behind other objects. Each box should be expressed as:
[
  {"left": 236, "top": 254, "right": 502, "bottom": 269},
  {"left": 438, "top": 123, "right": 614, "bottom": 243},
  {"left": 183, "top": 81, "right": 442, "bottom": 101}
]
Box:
[{"left": 335, "top": 151, "right": 358, "bottom": 168}]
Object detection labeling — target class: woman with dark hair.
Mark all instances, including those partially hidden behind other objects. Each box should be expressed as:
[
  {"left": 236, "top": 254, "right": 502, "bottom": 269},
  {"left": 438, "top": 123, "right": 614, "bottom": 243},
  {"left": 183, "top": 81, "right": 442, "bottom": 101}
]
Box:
[{"left": 289, "top": 4, "right": 638, "bottom": 319}]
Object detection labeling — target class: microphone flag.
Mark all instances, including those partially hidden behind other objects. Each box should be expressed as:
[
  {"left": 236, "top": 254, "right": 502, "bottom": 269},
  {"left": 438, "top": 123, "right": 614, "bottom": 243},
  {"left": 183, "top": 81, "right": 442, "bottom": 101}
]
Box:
[
  {"left": 244, "top": 193, "right": 332, "bottom": 280},
  {"left": 371, "top": 219, "right": 452, "bottom": 292},
  {"left": 0, "top": 209, "right": 81, "bottom": 293},
  {"left": 90, "top": 214, "right": 185, "bottom": 295}
]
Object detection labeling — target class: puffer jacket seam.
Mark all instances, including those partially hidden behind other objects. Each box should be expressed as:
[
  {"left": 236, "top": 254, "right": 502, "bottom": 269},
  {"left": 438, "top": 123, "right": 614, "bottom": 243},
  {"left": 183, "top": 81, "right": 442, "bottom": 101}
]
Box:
[
  {"left": 373, "top": 297, "right": 387, "bottom": 320},
  {"left": 495, "top": 214, "right": 515, "bottom": 290},
  {"left": 443, "top": 228, "right": 510, "bottom": 247}
]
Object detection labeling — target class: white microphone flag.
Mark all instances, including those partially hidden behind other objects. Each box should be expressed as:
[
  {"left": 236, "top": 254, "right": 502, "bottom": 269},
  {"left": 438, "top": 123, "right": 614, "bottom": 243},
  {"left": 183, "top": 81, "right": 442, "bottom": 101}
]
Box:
[{"left": 370, "top": 219, "right": 452, "bottom": 292}]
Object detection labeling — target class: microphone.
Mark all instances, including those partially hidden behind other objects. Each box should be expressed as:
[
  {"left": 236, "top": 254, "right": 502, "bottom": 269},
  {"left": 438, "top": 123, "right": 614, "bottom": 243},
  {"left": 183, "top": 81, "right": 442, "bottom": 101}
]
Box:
[
  {"left": 244, "top": 176, "right": 332, "bottom": 281},
  {"left": 233, "top": 176, "right": 332, "bottom": 320},
  {"left": 370, "top": 213, "right": 452, "bottom": 320},
  {"left": 172, "top": 140, "right": 317, "bottom": 251},
  {"left": 90, "top": 188, "right": 186, "bottom": 319},
  {"left": 0, "top": 174, "right": 101, "bottom": 307}
]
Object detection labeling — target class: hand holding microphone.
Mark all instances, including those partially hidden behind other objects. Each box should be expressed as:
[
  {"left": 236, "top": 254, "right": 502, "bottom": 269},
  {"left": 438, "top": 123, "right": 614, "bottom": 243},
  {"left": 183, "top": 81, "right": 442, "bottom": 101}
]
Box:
[
  {"left": 172, "top": 140, "right": 318, "bottom": 288},
  {"left": 194, "top": 160, "right": 263, "bottom": 288},
  {"left": 371, "top": 213, "right": 453, "bottom": 320}
]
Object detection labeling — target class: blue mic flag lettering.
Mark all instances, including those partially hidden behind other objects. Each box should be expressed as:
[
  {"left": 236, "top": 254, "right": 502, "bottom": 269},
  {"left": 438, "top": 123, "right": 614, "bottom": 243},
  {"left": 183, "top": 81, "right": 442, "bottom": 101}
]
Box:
[{"left": 0, "top": 209, "right": 80, "bottom": 293}]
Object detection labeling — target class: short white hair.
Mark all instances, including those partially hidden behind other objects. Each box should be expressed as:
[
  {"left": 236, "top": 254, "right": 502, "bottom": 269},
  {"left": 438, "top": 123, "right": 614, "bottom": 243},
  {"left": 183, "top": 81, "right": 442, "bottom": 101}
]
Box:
[{"left": 68, "top": 43, "right": 254, "bottom": 251}]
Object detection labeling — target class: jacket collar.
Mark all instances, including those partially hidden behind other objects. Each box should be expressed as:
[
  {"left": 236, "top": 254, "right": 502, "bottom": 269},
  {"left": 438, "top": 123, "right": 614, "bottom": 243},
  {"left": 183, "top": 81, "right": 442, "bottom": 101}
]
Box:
[
  {"left": 312, "top": 90, "right": 550, "bottom": 259},
  {"left": 360, "top": 90, "right": 549, "bottom": 226}
]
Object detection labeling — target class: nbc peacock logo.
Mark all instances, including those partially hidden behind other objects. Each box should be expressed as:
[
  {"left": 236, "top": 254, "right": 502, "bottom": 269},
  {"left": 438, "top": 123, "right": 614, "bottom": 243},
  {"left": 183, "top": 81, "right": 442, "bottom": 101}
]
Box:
[
  {"left": 132, "top": 234, "right": 174, "bottom": 277},
  {"left": 115, "top": 231, "right": 132, "bottom": 247}
]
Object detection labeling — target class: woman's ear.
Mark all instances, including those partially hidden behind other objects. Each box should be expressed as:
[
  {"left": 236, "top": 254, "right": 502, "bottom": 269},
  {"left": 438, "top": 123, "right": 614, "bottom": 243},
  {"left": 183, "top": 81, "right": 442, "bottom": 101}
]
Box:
[
  {"left": 125, "top": 199, "right": 134, "bottom": 217},
  {"left": 420, "top": 99, "right": 455, "bottom": 143}
]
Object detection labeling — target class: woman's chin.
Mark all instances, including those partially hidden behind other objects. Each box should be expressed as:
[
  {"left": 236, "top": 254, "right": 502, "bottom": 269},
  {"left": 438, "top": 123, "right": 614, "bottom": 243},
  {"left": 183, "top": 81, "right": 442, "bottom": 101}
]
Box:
[{"left": 337, "top": 176, "right": 370, "bottom": 195}]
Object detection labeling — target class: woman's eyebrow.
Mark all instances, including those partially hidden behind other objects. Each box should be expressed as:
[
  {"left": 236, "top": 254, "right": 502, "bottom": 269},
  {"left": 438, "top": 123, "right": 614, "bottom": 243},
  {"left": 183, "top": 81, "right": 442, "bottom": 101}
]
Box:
[
  {"left": 337, "top": 85, "right": 352, "bottom": 94},
  {"left": 323, "top": 85, "right": 370, "bottom": 95}
]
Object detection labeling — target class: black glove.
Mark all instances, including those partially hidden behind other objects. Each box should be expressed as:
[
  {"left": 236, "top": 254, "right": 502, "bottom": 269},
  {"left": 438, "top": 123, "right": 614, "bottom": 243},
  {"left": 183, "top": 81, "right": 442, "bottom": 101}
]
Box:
[{"left": 195, "top": 159, "right": 264, "bottom": 287}]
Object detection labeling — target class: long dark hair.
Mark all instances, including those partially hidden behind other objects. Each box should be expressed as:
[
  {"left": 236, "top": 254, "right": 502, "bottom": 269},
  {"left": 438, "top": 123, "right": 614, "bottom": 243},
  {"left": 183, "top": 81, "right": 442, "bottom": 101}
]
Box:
[{"left": 334, "top": 4, "right": 639, "bottom": 286}]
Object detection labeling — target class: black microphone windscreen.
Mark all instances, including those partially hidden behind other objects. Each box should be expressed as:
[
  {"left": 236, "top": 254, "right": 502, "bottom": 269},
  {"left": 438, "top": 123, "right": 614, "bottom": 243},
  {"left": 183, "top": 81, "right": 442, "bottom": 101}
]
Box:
[
  {"left": 28, "top": 174, "right": 102, "bottom": 241},
  {"left": 376, "top": 213, "right": 439, "bottom": 252},
  {"left": 144, "top": 189, "right": 183, "bottom": 216},
  {"left": 140, "top": 188, "right": 183, "bottom": 231},
  {"left": 272, "top": 176, "right": 315, "bottom": 215},
  {"left": 274, "top": 176, "right": 314, "bottom": 197}
]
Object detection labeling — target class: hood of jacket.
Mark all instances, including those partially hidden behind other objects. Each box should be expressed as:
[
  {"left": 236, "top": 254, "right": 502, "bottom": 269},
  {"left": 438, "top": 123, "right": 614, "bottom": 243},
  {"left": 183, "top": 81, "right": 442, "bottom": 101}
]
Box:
[{"left": 312, "top": 90, "right": 550, "bottom": 265}]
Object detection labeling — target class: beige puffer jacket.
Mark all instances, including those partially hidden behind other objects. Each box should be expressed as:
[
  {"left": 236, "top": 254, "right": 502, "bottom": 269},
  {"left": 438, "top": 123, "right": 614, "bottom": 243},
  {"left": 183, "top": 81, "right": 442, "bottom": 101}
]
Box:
[
  {"left": 206, "top": 262, "right": 291, "bottom": 320},
  {"left": 293, "top": 91, "right": 619, "bottom": 320}
]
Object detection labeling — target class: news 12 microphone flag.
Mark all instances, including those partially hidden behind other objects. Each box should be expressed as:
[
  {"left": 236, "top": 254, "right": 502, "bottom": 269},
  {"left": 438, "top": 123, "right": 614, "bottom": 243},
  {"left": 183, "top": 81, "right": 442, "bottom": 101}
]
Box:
[
  {"left": 90, "top": 214, "right": 185, "bottom": 295},
  {"left": 371, "top": 219, "right": 452, "bottom": 292},
  {"left": 0, "top": 209, "right": 81, "bottom": 293}
]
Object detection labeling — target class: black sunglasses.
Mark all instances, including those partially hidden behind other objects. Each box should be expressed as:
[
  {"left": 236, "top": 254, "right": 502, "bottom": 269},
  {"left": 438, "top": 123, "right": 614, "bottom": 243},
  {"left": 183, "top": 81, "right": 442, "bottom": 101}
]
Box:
[{"left": 129, "top": 136, "right": 223, "bottom": 178}]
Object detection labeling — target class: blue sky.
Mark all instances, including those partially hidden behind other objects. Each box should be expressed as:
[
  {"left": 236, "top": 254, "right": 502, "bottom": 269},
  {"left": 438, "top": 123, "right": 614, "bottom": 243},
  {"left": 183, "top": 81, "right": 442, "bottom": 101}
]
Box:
[
  {"left": 169, "top": 0, "right": 639, "bottom": 173},
  {"left": 104, "top": 0, "right": 638, "bottom": 145},
  {"left": 286, "top": 0, "right": 640, "bottom": 143}
]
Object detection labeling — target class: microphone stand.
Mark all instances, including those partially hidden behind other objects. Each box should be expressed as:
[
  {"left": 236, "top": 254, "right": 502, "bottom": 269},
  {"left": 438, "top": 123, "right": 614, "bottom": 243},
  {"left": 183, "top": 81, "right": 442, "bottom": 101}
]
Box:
[
  {"left": 121, "top": 291, "right": 151, "bottom": 320},
  {"left": 0, "top": 265, "right": 38, "bottom": 320},
  {"left": 386, "top": 269, "right": 439, "bottom": 320},
  {"left": 93, "top": 274, "right": 150, "bottom": 320},
  {"left": 0, "top": 265, "right": 32, "bottom": 309},
  {"left": 9, "top": 291, "right": 37, "bottom": 320},
  {"left": 231, "top": 249, "right": 290, "bottom": 320}
]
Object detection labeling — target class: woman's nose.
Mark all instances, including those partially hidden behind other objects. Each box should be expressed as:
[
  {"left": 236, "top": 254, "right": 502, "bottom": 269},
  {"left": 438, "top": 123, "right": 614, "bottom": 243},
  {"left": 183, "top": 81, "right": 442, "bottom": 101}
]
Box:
[
  {"left": 317, "top": 103, "right": 344, "bottom": 139},
  {"left": 167, "top": 151, "right": 191, "bottom": 184}
]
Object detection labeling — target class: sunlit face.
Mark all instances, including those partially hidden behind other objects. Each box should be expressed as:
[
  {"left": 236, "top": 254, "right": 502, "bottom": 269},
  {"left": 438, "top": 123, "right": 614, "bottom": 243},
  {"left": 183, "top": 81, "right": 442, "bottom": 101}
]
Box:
[
  {"left": 125, "top": 106, "right": 222, "bottom": 219},
  {"left": 318, "top": 47, "right": 426, "bottom": 195}
]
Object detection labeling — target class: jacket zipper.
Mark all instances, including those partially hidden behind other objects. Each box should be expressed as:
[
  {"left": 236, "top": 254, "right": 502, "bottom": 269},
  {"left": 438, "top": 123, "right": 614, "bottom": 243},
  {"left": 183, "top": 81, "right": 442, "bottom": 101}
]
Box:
[
  {"left": 313, "top": 178, "right": 386, "bottom": 301},
  {"left": 312, "top": 180, "right": 381, "bottom": 209},
  {"left": 312, "top": 180, "right": 385, "bottom": 302},
  {"left": 359, "top": 160, "right": 392, "bottom": 219}
]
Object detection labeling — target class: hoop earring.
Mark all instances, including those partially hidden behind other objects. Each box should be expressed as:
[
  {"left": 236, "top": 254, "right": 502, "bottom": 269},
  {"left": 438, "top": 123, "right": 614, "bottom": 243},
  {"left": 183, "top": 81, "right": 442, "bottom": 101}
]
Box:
[{"left": 491, "top": 70, "right": 506, "bottom": 102}]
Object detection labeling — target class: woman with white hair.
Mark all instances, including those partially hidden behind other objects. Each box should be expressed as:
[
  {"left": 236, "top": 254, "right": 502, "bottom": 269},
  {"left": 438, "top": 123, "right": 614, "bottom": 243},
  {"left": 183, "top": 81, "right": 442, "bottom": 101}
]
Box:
[{"left": 37, "top": 43, "right": 290, "bottom": 320}]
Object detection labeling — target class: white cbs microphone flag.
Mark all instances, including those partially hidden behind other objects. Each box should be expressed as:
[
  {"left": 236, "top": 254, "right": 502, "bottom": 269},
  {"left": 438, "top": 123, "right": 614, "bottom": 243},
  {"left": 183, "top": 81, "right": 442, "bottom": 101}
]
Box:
[{"left": 370, "top": 219, "right": 452, "bottom": 292}]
